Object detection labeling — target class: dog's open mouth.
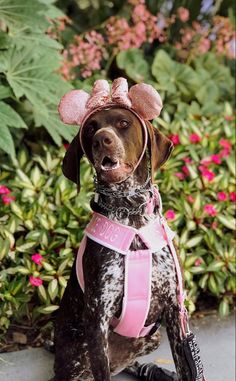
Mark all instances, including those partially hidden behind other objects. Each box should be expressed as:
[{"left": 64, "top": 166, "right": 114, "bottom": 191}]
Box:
[{"left": 101, "top": 156, "right": 120, "bottom": 171}]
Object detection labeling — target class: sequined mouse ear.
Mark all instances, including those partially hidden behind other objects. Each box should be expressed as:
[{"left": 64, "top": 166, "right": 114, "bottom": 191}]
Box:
[
  {"left": 58, "top": 89, "right": 90, "bottom": 125},
  {"left": 129, "top": 83, "right": 163, "bottom": 120}
]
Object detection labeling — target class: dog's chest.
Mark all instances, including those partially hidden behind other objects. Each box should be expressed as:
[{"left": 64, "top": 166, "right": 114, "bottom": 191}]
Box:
[{"left": 85, "top": 242, "right": 177, "bottom": 326}]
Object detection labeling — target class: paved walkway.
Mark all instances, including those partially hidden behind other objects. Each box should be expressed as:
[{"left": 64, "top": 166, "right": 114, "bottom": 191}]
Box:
[{"left": 0, "top": 314, "right": 235, "bottom": 381}]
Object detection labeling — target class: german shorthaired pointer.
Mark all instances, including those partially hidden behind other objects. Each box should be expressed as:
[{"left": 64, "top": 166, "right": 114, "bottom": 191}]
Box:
[{"left": 53, "top": 78, "right": 205, "bottom": 381}]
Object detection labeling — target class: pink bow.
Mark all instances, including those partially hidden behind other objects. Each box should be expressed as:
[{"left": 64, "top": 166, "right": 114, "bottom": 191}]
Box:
[{"left": 58, "top": 77, "right": 162, "bottom": 125}]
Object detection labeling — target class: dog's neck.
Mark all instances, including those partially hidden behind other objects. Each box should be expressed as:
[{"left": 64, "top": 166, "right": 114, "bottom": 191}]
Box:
[{"left": 90, "top": 164, "right": 158, "bottom": 229}]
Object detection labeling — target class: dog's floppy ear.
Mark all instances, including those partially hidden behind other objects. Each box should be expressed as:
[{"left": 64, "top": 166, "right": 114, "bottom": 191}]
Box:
[
  {"left": 62, "top": 133, "right": 83, "bottom": 191},
  {"left": 146, "top": 121, "right": 173, "bottom": 181}
]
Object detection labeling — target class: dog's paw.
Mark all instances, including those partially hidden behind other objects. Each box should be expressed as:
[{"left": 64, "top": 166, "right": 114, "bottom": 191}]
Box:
[{"left": 125, "top": 362, "right": 178, "bottom": 381}]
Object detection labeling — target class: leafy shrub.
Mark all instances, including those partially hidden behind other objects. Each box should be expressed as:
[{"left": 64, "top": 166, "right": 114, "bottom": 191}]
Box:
[
  {"left": 156, "top": 106, "right": 235, "bottom": 316},
  {"left": 0, "top": 146, "right": 93, "bottom": 334},
  {"left": 0, "top": 109, "right": 235, "bottom": 334},
  {"left": 0, "top": 0, "right": 77, "bottom": 156}
]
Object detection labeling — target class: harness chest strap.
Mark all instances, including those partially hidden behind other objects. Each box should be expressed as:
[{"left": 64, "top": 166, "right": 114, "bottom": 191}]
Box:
[{"left": 76, "top": 212, "right": 175, "bottom": 338}]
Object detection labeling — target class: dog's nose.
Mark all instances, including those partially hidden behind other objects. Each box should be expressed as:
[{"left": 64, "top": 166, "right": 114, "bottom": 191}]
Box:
[{"left": 93, "top": 131, "right": 114, "bottom": 149}]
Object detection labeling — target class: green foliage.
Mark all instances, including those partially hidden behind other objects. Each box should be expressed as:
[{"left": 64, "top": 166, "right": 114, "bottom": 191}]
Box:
[
  {"left": 155, "top": 107, "right": 235, "bottom": 315},
  {"left": 0, "top": 146, "right": 94, "bottom": 333},
  {"left": 0, "top": 0, "right": 76, "bottom": 156},
  {"left": 117, "top": 49, "right": 235, "bottom": 117}
]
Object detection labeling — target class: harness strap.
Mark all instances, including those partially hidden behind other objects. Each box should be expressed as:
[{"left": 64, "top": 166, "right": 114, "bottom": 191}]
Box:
[
  {"left": 112, "top": 250, "right": 154, "bottom": 338},
  {"left": 160, "top": 218, "right": 188, "bottom": 337}
]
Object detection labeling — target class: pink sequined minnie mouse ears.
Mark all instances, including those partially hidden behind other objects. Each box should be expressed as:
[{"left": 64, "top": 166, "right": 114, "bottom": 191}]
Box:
[{"left": 58, "top": 77, "right": 162, "bottom": 125}]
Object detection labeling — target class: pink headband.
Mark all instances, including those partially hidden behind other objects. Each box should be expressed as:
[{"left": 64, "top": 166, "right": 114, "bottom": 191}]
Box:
[
  {"left": 58, "top": 77, "right": 163, "bottom": 127},
  {"left": 58, "top": 78, "right": 163, "bottom": 176}
]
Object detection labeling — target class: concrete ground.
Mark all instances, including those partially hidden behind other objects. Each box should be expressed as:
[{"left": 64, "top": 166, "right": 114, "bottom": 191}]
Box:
[{"left": 0, "top": 314, "right": 235, "bottom": 381}]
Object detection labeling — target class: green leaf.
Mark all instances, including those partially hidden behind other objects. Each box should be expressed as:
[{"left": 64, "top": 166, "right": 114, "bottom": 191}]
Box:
[
  {"left": 37, "top": 285, "right": 48, "bottom": 303},
  {"left": 116, "top": 48, "right": 150, "bottom": 83},
  {"left": 207, "top": 261, "right": 225, "bottom": 272},
  {"left": 0, "top": 238, "right": 10, "bottom": 260},
  {"left": 185, "top": 235, "right": 203, "bottom": 248},
  {"left": 0, "top": 124, "right": 15, "bottom": 156},
  {"left": 48, "top": 279, "right": 58, "bottom": 301},
  {"left": 219, "top": 298, "right": 230, "bottom": 317},
  {"left": 0, "top": 101, "right": 27, "bottom": 129},
  {"left": 193, "top": 193, "right": 201, "bottom": 211},
  {"left": 208, "top": 274, "right": 220, "bottom": 295},
  {"left": 10, "top": 202, "right": 23, "bottom": 219},
  {"left": 16, "top": 242, "right": 36, "bottom": 252},
  {"left": 39, "top": 305, "right": 59, "bottom": 314},
  {"left": 15, "top": 266, "right": 30, "bottom": 275},
  {"left": 218, "top": 215, "right": 235, "bottom": 230},
  {"left": 0, "top": 85, "right": 12, "bottom": 100},
  {"left": 0, "top": 0, "right": 48, "bottom": 31},
  {"left": 152, "top": 50, "right": 175, "bottom": 87}
]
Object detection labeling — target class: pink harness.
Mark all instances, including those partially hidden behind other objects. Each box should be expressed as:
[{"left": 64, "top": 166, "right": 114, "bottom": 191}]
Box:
[{"left": 76, "top": 188, "right": 188, "bottom": 340}]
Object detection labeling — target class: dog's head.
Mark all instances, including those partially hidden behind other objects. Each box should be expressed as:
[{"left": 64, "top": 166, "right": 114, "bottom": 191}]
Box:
[{"left": 59, "top": 79, "right": 173, "bottom": 189}]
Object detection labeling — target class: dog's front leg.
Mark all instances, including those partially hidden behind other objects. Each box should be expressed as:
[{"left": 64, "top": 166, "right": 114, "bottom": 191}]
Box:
[
  {"left": 84, "top": 299, "right": 111, "bottom": 381},
  {"left": 165, "top": 306, "right": 192, "bottom": 381}
]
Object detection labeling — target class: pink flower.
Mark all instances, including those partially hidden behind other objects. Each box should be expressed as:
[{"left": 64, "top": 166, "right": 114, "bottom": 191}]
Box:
[
  {"left": 187, "top": 195, "right": 195, "bottom": 203},
  {"left": 182, "top": 165, "right": 189, "bottom": 176},
  {"left": 1, "top": 195, "right": 15, "bottom": 204},
  {"left": 199, "top": 166, "right": 215, "bottom": 181},
  {"left": 189, "top": 133, "right": 201, "bottom": 144},
  {"left": 211, "top": 154, "right": 221, "bottom": 165},
  {"left": 175, "top": 172, "right": 185, "bottom": 180},
  {"left": 211, "top": 221, "right": 218, "bottom": 230},
  {"left": 198, "top": 37, "right": 211, "bottom": 54},
  {"left": 195, "top": 258, "right": 203, "bottom": 267},
  {"left": 169, "top": 134, "right": 180, "bottom": 145},
  {"left": 219, "top": 148, "right": 230, "bottom": 158},
  {"left": 31, "top": 253, "right": 43, "bottom": 265},
  {"left": 219, "top": 138, "right": 231, "bottom": 151},
  {"left": 224, "top": 115, "right": 234, "bottom": 121},
  {"left": 183, "top": 157, "right": 192, "bottom": 164},
  {"left": 29, "top": 276, "right": 43, "bottom": 287},
  {"left": 218, "top": 138, "right": 232, "bottom": 158},
  {"left": 177, "top": 7, "right": 190, "bottom": 22},
  {"left": 204, "top": 204, "right": 217, "bottom": 217},
  {"left": 0, "top": 185, "right": 11, "bottom": 194},
  {"left": 200, "top": 157, "right": 211, "bottom": 166},
  {"left": 217, "top": 192, "right": 227, "bottom": 201},
  {"left": 229, "top": 192, "right": 236, "bottom": 202},
  {"left": 165, "top": 209, "right": 176, "bottom": 220}
]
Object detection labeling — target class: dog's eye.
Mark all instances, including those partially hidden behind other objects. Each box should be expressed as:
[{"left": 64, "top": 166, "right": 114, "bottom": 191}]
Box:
[
  {"left": 118, "top": 119, "right": 130, "bottom": 128},
  {"left": 86, "top": 121, "right": 97, "bottom": 135}
]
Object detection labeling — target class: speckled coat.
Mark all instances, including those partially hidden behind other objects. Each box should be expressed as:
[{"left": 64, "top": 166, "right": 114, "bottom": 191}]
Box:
[
  {"left": 53, "top": 109, "right": 192, "bottom": 381},
  {"left": 54, "top": 178, "right": 191, "bottom": 381}
]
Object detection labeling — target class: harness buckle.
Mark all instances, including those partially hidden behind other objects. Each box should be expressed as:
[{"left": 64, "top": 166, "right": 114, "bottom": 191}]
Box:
[{"left": 115, "top": 207, "right": 130, "bottom": 219}]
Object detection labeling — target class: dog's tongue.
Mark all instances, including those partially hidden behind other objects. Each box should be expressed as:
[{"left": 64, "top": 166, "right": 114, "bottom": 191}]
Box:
[{"left": 101, "top": 157, "right": 119, "bottom": 171}]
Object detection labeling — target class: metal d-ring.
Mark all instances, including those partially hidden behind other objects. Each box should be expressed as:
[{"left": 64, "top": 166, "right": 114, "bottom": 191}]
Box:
[{"left": 115, "top": 207, "right": 130, "bottom": 219}]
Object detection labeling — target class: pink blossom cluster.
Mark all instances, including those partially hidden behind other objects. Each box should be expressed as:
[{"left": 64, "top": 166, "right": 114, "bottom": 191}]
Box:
[
  {"left": 29, "top": 276, "right": 43, "bottom": 287},
  {"left": 47, "top": 15, "right": 72, "bottom": 41},
  {"left": 106, "top": 3, "right": 162, "bottom": 52},
  {"left": 60, "top": 1, "right": 169, "bottom": 79},
  {"left": 0, "top": 185, "right": 15, "bottom": 204},
  {"left": 29, "top": 253, "right": 44, "bottom": 287},
  {"left": 177, "top": 7, "right": 190, "bottom": 22},
  {"left": 60, "top": 31, "right": 107, "bottom": 80},
  {"left": 172, "top": 132, "right": 233, "bottom": 183},
  {"left": 213, "top": 16, "right": 236, "bottom": 59},
  {"left": 176, "top": 15, "right": 235, "bottom": 60}
]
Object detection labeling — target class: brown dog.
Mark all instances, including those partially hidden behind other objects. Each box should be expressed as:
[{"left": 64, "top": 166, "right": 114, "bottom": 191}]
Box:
[{"left": 53, "top": 101, "right": 193, "bottom": 381}]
